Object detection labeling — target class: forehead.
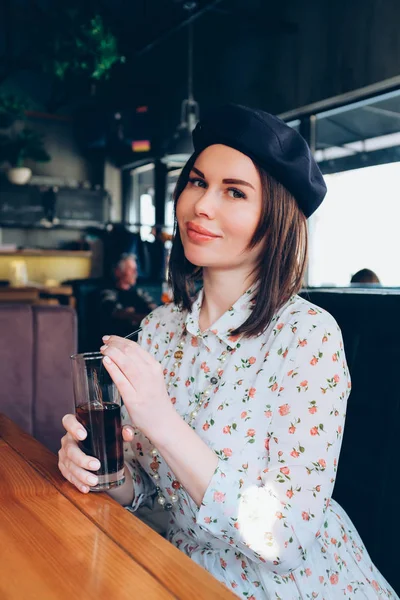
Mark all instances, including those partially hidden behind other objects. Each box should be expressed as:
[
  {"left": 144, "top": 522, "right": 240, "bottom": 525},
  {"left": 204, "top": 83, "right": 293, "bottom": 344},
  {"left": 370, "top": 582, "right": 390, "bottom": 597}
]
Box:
[{"left": 194, "top": 144, "right": 260, "bottom": 185}]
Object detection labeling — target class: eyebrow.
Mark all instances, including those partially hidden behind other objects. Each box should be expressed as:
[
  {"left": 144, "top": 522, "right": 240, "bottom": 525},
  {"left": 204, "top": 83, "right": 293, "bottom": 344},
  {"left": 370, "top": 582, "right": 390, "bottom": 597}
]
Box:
[{"left": 191, "top": 167, "right": 255, "bottom": 191}]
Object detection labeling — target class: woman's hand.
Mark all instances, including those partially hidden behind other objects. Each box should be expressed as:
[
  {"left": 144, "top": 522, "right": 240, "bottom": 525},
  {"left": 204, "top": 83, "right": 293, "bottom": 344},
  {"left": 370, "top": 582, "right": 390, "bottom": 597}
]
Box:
[
  {"left": 100, "top": 335, "right": 175, "bottom": 442},
  {"left": 100, "top": 335, "right": 218, "bottom": 507},
  {"left": 58, "top": 414, "right": 134, "bottom": 493}
]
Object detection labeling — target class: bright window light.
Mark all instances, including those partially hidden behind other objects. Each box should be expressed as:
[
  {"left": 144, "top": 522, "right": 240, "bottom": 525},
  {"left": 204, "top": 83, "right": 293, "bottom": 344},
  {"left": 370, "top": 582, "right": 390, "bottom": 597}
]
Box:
[{"left": 308, "top": 162, "right": 400, "bottom": 287}]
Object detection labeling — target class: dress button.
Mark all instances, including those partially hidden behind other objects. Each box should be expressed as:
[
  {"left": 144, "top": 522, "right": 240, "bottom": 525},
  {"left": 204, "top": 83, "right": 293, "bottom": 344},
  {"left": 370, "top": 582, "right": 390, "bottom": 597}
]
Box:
[{"left": 210, "top": 377, "right": 218, "bottom": 385}]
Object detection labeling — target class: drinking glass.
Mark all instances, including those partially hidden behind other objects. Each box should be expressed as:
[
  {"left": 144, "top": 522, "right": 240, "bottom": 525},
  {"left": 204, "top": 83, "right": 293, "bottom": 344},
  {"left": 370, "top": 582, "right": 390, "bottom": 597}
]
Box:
[{"left": 70, "top": 352, "right": 125, "bottom": 491}]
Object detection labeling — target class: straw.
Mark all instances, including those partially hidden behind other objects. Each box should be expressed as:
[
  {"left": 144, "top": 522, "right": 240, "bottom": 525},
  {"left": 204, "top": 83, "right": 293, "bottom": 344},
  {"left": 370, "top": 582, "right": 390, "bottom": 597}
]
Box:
[
  {"left": 91, "top": 369, "right": 104, "bottom": 408},
  {"left": 124, "top": 327, "right": 143, "bottom": 341}
]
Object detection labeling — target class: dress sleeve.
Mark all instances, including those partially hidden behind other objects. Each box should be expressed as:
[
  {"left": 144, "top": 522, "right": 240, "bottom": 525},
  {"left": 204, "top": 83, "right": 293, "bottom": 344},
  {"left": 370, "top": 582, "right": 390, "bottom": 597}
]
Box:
[
  {"left": 196, "top": 318, "right": 351, "bottom": 574},
  {"left": 121, "top": 405, "right": 157, "bottom": 512}
]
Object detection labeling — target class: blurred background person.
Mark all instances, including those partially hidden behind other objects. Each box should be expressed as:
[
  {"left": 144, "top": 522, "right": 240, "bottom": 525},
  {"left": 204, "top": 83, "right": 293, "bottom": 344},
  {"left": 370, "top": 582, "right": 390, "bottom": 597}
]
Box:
[
  {"left": 103, "top": 224, "right": 149, "bottom": 280},
  {"left": 98, "top": 254, "right": 158, "bottom": 339},
  {"left": 350, "top": 268, "right": 381, "bottom": 285}
]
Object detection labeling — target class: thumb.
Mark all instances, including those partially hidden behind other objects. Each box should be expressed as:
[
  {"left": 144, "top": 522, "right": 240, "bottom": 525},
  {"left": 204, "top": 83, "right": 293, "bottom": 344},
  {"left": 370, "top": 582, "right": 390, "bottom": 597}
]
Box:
[{"left": 122, "top": 425, "right": 135, "bottom": 442}]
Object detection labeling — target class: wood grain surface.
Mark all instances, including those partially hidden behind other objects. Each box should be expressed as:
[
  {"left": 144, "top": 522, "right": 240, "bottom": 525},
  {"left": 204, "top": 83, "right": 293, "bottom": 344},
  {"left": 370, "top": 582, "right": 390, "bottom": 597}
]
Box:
[{"left": 0, "top": 414, "right": 236, "bottom": 600}]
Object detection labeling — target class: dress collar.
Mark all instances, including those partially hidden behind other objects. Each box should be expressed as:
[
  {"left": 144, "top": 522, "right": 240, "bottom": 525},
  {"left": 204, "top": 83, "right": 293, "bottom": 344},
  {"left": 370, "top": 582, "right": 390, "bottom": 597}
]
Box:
[{"left": 184, "top": 285, "right": 257, "bottom": 351}]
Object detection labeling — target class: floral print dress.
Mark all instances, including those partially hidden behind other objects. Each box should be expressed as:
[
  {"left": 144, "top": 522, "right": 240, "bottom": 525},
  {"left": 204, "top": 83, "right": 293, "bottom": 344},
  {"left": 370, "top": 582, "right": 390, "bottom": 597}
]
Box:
[{"left": 121, "top": 288, "right": 398, "bottom": 599}]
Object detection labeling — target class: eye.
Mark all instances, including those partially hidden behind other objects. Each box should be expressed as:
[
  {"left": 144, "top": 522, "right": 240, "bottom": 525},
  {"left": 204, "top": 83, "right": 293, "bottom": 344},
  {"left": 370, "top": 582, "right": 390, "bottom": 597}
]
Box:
[
  {"left": 188, "top": 177, "right": 207, "bottom": 188},
  {"left": 227, "top": 188, "right": 246, "bottom": 199}
]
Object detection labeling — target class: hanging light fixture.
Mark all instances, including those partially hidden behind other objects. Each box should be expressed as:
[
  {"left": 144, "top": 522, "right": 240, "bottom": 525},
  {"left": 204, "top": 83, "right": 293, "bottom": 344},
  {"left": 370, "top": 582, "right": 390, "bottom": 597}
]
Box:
[{"left": 164, "top": 9, "right": 199, "bottom": 164}]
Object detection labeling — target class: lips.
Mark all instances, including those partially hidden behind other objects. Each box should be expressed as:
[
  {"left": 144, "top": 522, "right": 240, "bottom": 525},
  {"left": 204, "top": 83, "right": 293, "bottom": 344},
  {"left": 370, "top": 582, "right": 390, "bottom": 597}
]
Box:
[{"left": 186, "top": 222, "right": 221, "bottom": 238}]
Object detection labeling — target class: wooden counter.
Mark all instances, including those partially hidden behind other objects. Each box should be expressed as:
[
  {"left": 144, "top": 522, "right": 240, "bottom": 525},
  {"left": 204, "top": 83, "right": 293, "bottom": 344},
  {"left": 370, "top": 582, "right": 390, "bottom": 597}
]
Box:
[
  {"left": 0, "top": 250, "right": 91, "bottom": 283},
  {"left": 0, "top": 414, "right": 235, "bottom": 600}
]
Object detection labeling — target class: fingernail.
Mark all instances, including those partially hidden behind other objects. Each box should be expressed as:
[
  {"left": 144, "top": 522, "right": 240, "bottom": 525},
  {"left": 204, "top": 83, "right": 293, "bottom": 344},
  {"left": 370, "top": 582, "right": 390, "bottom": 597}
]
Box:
[
  {"left": 102, "top": 335, "right": 110, "bottom": 341},
  {"left": 100, "top": 344, "right": 108, "bottom": 351},
  {"left": 87, "top": 475, "right": 98, "bottom": 486},
  {"left": 77, "top": 429, "right": 86, "bottom": 440},
  {"left": 89, "top": 460, "right": 100, "bottom": 469},
  {"left": 103, "top": 356, "right": 111, "bottom": 364}
]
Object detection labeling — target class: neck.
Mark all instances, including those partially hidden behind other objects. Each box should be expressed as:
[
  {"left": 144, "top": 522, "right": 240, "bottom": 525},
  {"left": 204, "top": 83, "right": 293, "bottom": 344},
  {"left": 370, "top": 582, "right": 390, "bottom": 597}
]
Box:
[
  {"left": 117, "top": 281, "right": 132, "bottom": 291},
  {"left": 199, "top": 267, "right": 255, "bottom": 332}
]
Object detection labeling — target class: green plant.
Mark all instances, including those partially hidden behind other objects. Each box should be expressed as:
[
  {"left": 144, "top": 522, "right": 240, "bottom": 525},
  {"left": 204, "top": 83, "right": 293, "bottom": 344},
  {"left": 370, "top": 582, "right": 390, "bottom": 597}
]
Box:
[
  {"left": 0, "top": 94, "right": 27, "bottom": 128},
  {"left": 0, "top": 128, "right": 50, "bottom": 168},
  {"left": 47, "top": 13, "right": 125, "bottom": 81}
]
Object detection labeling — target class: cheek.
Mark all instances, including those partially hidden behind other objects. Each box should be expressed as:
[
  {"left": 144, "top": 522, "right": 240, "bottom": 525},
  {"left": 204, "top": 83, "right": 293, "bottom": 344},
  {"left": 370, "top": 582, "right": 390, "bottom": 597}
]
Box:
[{"left": 224, "top": 210, "right": 260, "bottom": 245}]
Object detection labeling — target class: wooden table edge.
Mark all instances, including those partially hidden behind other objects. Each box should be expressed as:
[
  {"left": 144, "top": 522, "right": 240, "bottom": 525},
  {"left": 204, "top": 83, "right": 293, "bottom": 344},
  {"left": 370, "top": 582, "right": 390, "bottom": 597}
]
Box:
[
  {"left": 0, "top": 414, "right": 236, "bottom": 600},
  {"left": 0, "top": 436, "right": 178, "bottom": 599}
]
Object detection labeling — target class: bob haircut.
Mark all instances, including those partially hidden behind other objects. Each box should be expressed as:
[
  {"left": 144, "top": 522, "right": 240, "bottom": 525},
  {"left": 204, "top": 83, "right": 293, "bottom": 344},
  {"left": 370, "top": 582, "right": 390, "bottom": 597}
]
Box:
[{"left": 168, "top": 151, "right": 308, "bottom": 338}]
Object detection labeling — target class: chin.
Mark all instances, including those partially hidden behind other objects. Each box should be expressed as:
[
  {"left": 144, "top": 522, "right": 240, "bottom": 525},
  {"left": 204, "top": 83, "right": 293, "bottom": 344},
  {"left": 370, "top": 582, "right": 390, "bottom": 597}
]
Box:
[
  {"left": 184, "top": 252, "right": 229, "bottom": 271},
  {"left": 182, "top": 244, "right": 214, "bottom": 267}
]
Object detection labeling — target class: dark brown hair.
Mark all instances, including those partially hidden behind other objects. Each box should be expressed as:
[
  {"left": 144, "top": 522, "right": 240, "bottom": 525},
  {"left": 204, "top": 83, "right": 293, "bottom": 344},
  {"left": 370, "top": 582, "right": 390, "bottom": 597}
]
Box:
[{"left": 168, "top": 151, "right": 308, "bottom": 337}]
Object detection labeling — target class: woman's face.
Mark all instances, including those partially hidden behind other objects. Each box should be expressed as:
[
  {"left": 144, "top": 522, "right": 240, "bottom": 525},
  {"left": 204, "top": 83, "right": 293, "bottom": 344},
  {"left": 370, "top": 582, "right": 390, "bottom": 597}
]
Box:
[{"left": 176, "top": 144, "right": 263, "bottom": 273}]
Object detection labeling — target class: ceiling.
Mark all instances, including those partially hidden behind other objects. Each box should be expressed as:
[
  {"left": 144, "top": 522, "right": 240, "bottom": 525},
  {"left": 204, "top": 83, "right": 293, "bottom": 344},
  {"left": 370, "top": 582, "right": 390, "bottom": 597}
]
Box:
[
  {"left": 0, "top": 0, "right": 294, "bottom": 138},
  {"left": 2, "top": 1, "right": 400, "bottom": 170}
]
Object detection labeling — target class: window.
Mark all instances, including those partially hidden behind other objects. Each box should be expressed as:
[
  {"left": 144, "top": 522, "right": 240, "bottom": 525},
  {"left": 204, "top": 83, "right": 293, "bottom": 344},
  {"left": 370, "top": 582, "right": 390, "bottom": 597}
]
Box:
[
  {"left": 308, "top": 162, "right": 400, "bottom": 286},
  {"left": 129, "top": 163, "right": 155, "bottom": 241},
  {"left": 306, "top": 88, "right": 400, "bottom": 287},
  {"left": 165, "top": 167, "right": 182, "bottom": 234}
]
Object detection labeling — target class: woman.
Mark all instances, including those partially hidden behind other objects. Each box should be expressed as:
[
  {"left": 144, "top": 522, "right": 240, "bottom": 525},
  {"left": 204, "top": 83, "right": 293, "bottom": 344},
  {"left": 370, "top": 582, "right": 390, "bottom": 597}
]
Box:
[{"left": 59, "top": 105, "right": 397, "bottom": 598}]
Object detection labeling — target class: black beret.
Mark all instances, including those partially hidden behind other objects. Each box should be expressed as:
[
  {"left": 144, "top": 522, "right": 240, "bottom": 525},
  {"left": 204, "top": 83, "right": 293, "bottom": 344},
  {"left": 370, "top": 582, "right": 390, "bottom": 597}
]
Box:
[{"left": 192, "top": 104, "right": 327, "bottom": 218}]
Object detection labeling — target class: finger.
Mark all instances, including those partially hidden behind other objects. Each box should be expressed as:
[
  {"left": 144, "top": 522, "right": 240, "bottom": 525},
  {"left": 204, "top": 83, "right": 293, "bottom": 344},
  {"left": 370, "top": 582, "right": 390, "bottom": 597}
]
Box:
[
  {"left": 65, "top": 459, "right": 99, "bottom": 488},
  {"left": 64, "top": 439, "right": 101, "bottom": 471},
  {"left": 101, "top": 335, "right": 133, "bottom": 352},
  {"left": 101, "top": 340, "right": 157, "bottom": 385},
  {"left": 59, "top": 460, "right": 92, "bottom": 493},
  {"left": 101, "top": 343, "right": 149, "bottom": 388},
  {"left": 102, "top": 335, "right": 153, "bottom": 365},
  {"left": 101, "top": 345, "right": 133, "bottom": 381},
  {"left": 122, "top": 425, "right": 134, "bottom": 442},
  {"left": 100, "top": 337, "right": 140, "bottom": 364},
  {"left": 62, "top": 414, "right": 87, "bottom": 441},
  {"left": 102, "top": 355, "right": 136, "bottom": 401}
]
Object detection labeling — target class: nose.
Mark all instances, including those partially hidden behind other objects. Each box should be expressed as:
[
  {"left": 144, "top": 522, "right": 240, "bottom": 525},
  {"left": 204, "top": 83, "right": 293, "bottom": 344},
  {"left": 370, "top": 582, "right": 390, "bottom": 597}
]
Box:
[{"left": 193, "top": 187, "right": 216, "bottom": 219}]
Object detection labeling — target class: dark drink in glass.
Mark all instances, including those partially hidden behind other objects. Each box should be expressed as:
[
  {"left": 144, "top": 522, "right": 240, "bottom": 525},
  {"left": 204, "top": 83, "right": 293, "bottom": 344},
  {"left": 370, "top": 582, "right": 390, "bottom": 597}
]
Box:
[
  {"left": 76, "top": 402, "right": 124, "bottom": 482},
  {"left": 71, "top": 353, "right": 125, "bottom": 491}
]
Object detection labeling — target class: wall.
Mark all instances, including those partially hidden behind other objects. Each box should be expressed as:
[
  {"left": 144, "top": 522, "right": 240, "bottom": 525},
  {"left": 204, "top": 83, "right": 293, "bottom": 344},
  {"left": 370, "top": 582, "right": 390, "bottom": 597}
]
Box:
[
  {"left": 0, "top": 228, "right": 81, "bottom": 249},
  {"left": 24, "top": 114, "right": 104, "bottom": 185}
]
